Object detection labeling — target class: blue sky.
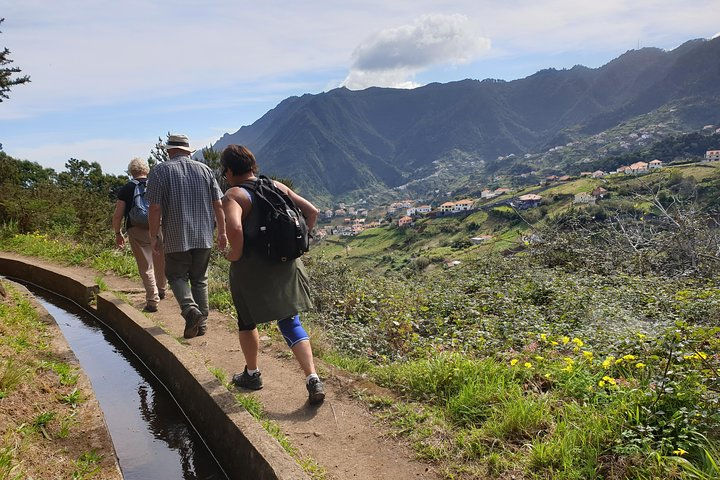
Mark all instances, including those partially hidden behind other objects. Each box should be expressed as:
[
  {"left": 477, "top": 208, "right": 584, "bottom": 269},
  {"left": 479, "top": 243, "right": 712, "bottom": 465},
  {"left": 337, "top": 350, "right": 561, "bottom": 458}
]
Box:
[{"left": 2, "top": 1, "right": 719, "bottom": 177}]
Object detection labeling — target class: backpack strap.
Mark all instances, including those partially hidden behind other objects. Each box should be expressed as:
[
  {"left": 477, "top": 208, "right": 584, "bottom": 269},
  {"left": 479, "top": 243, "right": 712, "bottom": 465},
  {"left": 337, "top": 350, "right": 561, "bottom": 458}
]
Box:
[{"left": 229, "top": 184, "right": 253, "bottom": 204}]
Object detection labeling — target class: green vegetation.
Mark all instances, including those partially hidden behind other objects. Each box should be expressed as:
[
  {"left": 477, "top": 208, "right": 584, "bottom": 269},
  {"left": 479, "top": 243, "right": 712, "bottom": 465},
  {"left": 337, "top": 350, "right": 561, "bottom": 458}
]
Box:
[
  {"left": 303, "top": 163, "right": 720, "bottom": 477},
  {"left": 0, "top": 282, "right": 114, "bottom": 479},
  {"left": 0, "top": 18, "right": 31, "bottom": 102},
  {"left": 71, "top": 450, "right": 103, "bottom": 480},
  {"left": 209, "top": 366, "right": 328, "bottom": 479},
  {"left": 1, "top": 149, "right": 719, "bottom": 478}
]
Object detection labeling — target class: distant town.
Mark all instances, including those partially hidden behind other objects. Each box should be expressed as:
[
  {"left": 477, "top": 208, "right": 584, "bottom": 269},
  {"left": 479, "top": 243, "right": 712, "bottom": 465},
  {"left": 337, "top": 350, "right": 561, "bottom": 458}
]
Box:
[{"left": 314, "top": 148, "right": 720, "bottom": 241}]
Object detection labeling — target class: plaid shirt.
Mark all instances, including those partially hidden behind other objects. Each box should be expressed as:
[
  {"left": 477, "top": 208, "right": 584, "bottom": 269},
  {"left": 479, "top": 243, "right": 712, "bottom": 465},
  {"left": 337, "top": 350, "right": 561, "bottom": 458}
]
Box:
[{"left": 146, "top": 155, "right": 222, "bottom": 254}]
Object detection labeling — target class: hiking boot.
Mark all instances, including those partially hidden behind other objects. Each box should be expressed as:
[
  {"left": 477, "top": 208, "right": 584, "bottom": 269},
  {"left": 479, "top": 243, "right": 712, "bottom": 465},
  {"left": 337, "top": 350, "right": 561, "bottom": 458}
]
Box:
[
  {"left": 232, "top": 367, "right": 263, "bottom": 390},
  {"left": 306, "top": 377, "right": 325, "bottom": 405},
  {"left": 197, "top": 325, "right": 207, "bottom": 336},
  {"left": 142, "top": 304, "right": 158, "bottom": 313},
  {"left": 183, "top": 307, "right": 204, "bottom": 339}
]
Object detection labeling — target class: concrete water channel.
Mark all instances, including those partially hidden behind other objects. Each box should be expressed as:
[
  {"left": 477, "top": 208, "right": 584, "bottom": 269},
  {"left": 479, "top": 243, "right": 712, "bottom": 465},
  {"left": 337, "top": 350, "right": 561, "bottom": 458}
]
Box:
[
  {"left": 29, "top": 285, "right": 227, "bottom": 479},
  {"left": 0, "top": 254, "right": 309, "bottom": 480}
]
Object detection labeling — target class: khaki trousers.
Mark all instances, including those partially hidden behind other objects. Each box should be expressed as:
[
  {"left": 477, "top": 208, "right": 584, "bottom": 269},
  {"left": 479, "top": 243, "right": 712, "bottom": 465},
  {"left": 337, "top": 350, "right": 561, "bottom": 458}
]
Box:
[{"left": 127, "top": 226, "right": 167, "bottom": 307}]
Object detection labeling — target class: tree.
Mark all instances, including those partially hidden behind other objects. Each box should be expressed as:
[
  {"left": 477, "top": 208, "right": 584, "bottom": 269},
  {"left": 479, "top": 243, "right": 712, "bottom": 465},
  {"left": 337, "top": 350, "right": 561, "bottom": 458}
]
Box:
[
  {"left": 199, "top": 145, "right": 227, "bottom": 190},
  {"left": 0, "top": 18, "right": 30, "bottom": 102},
  {"left": 200, "top": 145, "right": 220, "bottom": 170},
  {"left": 148, "top": 134, "right": 169, "bottom": 167}
]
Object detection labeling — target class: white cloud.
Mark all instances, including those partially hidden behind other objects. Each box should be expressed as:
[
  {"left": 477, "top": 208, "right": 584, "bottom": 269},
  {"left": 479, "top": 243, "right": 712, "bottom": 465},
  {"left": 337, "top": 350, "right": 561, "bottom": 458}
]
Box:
[
  {"left": 3, "top": 0, "right": 720, "bottom": 176},
  {"left": 343, "top": 14, "right": 491, "bottom": 90}
]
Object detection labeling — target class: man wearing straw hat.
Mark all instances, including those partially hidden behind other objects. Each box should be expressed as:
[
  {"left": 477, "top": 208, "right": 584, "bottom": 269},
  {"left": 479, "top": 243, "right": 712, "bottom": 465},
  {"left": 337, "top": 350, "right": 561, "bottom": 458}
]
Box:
[{"left": 147, "top": 133, "right": 227, "bottom": 338}]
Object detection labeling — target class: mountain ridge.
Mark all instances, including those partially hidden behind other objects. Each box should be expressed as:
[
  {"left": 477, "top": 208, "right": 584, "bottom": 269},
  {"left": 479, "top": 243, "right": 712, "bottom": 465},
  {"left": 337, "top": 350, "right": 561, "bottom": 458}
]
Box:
[{"left": 211, "top": 37, "right": 720, "bottom": 205}]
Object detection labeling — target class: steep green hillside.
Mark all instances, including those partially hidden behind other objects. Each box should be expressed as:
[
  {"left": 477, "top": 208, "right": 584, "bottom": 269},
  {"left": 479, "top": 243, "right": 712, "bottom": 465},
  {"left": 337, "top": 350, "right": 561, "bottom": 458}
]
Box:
[{"left": 312, "top": 162, "right": 720, "bottom": 271}]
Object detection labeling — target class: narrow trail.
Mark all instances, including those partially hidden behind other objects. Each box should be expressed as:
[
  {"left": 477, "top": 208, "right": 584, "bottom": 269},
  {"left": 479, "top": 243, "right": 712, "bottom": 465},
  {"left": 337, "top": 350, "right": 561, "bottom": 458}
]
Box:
[{"left": 5, "top": 252, "right": 439, "bottom": 480}]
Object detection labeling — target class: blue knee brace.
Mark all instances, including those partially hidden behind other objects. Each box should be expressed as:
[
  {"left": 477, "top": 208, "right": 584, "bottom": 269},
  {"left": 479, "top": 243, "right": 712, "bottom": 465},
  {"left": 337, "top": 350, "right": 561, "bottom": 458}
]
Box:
[{"left": 278, "top": 314, "right": 309, "bottom": 348}]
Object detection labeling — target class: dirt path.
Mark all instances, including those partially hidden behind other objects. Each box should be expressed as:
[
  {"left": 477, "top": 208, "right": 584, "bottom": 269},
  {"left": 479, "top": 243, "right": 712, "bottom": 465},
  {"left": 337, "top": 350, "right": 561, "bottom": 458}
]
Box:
[{"left": 5, "top": 252, "right": 439, "bottom": 480}]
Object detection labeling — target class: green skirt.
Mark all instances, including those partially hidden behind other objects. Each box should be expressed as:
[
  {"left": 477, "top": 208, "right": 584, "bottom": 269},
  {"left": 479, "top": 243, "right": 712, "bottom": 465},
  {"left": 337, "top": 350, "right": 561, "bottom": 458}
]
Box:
[{"left": 229, "top": 250, "right": 313, "bottom": 326}]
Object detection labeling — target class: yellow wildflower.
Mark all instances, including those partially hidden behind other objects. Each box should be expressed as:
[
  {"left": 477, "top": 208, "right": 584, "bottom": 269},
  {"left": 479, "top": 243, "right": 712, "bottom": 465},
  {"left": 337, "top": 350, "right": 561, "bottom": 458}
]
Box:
[
  {"left": 550, "top": 341, "right": 559, "bottom": 346},
  {"left": 540, "top": 333, "right": 548, "bottom": 341},
  {"left": 524, "top": 362, "right": 533, "bottom": 369},
  {"left": 510, "top": 359, "right": 519, "bottom": 366},
  {"left": 602, "top": 356, "right": 615, "bottom": 369},
  {"left": 635, "top": 363, "right": 646, "bottom": 369},
  {"left": 562, "top": 336, "right": 570, "bottom": 345},
  {"left": 623, "top": 354, "right": 636, "bottom": 361},
  {"left": 534, "top": 355, "right": 545, "bottom": 361},
  {"left": 598, "top": 380, "right": 606, "bottom": 387},
  {"left": 562, "top": 365, "right": 573, "bottom": 373},
  {"left": 563, "top": 357, "right": 575, "bottom": 365},
  {"left": 673, "top": 448, "right": 687, "bottom": 456},
  {"left": 583, "top": 351, "right": 594, "bottom": 360},
  {"left": 602, "top": 376, "right": 617, "bottom": 385},
  {"left": 572, "top": 338, "right": 584, "bottom": 347}
]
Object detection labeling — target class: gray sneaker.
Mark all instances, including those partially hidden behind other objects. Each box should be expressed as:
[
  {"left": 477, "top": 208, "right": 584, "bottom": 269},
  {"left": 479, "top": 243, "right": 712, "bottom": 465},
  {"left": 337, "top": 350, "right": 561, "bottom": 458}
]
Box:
[
  {"left": 232, "top": 367, "right": 263, "bottom": 390},
  {"left": 183, "top": 307, "right": 204, "bottom": 339},
  {"left": 306, "top": 377, "right": 325, "bottom": 405}
]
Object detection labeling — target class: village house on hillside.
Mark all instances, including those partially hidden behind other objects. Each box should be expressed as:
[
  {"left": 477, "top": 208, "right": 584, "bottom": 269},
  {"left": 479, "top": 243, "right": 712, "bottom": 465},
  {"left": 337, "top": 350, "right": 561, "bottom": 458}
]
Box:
[
  {"left": 454, "top": 199, "right": 474, "bottom": 211},
  {"left": 627, "top": 161, "right": 649, "bottom": 174},
  {"left": 398, "top": 215, "right": 413, "bottom": 227},
  {"left": 705, "top": 150, "right": 720, "bottom": 162},
  {"left": 592, "top": 187, "right": 608, "bottom": 199},
  {"left": 614, "top": 160, "right": 663, "bottom": 175},
  {"left": 407, "top": 205, "right": 432, "bottom": 216},
  {"left": 438, "top": 199, "right": 475, "bottom": 214},
  {"left": 439, "top": 201, "right": 455, "bottom": 213},
  {"left": 515, "top": 194, "right": 542, "bottom": 209},
  {"left": 481, "top": 189, "right": 497, "bottom": 199}
]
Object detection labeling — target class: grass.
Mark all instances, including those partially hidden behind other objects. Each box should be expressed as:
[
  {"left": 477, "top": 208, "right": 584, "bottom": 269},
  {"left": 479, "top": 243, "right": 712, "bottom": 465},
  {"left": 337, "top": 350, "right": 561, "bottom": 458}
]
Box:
[
  {"left": 0, "top": 231, "right": 138, "bottom": 278},
  {"left": 0, "top": 444, "right": 21, "bottom": 480},
  {"left": 58, "top": 388, "right": 84, "bottom": 408},
  {"left": 0, "top": 281, "right": 116, "bottom": 478},
  {"left": 347, "top": 339, "right": 720, "bottom": 479},
  {"left": 71, "top": 450, "right": 103, "bottom": 480},
  {"left": 4, "top": 176, "right": 720, "bottom": 479},
  {"left": 0, "top": 359, "right": 31, "bottom": 398},
  {"left": 208, "top": 365, "right": 328, "bottom": 479},
  {"left": 41, "top": 360, "right": 80, "bottom": 386}
]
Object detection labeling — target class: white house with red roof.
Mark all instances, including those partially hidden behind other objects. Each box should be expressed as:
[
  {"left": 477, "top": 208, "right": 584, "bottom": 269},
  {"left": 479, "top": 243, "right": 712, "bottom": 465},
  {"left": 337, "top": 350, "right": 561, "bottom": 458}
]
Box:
[{"left": 705, "top": 150, "right": 720, "bottom": 162}]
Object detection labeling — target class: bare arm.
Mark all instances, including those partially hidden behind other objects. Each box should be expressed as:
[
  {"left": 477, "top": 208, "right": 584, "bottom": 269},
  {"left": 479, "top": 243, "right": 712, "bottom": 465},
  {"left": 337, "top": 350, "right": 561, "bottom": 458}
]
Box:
[
  {"left": 111, "top": 200, "right": 126, "bottom": 249},
  {"left": 222, "top": 189, "right": 244, "bottom": 261},
  {"left": 149, "top": 203, "right": 162, "bottom": 255},
  {"left": 213, "top": 199, "right": 227, "bottom": 251},
  {"left": 274, "top": 181, "right": 319, "bottom": 230}
]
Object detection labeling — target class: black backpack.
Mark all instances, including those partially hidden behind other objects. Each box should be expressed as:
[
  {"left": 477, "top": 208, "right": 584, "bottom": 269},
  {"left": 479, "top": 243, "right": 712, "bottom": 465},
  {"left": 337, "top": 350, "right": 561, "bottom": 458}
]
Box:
[{"left": 241, "top": 175, "right": 310, "bottom": 262}]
